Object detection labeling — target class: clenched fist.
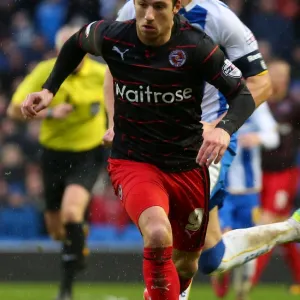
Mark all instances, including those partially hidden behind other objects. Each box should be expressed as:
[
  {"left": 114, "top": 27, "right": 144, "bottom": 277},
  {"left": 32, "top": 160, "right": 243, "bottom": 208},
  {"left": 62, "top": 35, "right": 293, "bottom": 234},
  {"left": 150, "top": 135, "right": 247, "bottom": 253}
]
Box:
[
  {"left": 196, "top": 127, "right": 230, "bottom": 167},
  {"left": 21, "top": 89, "right": 54, "bottom": 119}
]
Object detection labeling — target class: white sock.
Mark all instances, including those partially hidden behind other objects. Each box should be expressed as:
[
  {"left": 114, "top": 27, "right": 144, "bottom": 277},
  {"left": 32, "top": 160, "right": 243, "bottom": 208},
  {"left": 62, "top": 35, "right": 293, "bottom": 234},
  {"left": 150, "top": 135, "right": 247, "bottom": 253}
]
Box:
[
  {"left": 216, "top": 220, "right": 299, "bottom": 273},
  {"left": 179, "top": 280, "right": 192, "bottom": 300},
  {"left": 233, "top": 260, "right": 256, "bottom": 296}
]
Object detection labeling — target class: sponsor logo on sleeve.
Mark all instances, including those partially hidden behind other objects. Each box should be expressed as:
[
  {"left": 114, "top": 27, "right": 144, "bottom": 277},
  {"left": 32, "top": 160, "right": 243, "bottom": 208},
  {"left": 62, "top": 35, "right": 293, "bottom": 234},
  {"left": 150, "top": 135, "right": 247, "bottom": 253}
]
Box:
[
  {"left": 222, "top": 59, "right": 242, "bottom": 78},
  {"left": 85, "top": 21, "right": 97, "bottom": 38}
]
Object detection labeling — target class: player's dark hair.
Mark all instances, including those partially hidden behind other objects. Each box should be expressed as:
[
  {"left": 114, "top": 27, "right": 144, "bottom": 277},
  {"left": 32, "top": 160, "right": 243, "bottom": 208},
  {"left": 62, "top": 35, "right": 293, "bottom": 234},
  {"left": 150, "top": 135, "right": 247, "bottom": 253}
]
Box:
[{"left": 172, "top": 0, "right": 178, "bottom": 6}]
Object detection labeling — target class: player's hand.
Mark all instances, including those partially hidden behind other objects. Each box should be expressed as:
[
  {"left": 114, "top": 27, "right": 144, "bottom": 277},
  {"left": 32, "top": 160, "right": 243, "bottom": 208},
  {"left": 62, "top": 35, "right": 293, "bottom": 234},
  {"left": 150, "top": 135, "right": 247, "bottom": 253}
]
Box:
[
  {"left": 103, "top": 127, "right": 114, "bottom": 147},
  {"left": 21, "top": 89, "right": 54, "bottom": 119},
  {"left": 201, "top": 120, "right": 216, "bottom": 135},
  {"left": 238, "top": 132, "right": 261, "bottom": 148},
  {"left": 52, "top": 103, "right": 73, "bottom": 119},
  {"left": 200, "top": 112, "right": 225, "bottom": 135},
  {"left": 196, "top": 128, "right": 230, "bottom": 167}
]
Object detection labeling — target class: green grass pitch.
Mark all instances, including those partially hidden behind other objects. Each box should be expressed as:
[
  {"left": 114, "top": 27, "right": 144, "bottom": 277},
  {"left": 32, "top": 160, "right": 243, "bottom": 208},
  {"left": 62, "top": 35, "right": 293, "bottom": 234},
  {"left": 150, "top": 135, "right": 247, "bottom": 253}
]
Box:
[{"left": 0, "top": 283, "right": 296, "bottom": 300}]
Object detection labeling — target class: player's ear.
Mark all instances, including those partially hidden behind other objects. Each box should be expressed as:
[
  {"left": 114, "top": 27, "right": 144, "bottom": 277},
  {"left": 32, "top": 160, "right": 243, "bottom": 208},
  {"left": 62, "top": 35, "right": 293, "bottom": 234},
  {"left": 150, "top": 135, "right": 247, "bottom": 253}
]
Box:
[{"left": 173, "top": 0, "right": 181, "bottom": 14}]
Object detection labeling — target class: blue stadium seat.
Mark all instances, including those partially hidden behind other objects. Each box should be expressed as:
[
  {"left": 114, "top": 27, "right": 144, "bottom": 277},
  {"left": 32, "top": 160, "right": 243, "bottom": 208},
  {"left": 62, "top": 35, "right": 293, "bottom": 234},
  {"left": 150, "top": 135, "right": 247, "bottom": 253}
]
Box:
[
  {"left": 0, "top": 205, "right": 40, "bottom": 240},
  {"left": 120, "top": 224, "right": 142, "bottom": 242},
  {"left": 88, "top": 225, "right": 119, "bottom": 242}
]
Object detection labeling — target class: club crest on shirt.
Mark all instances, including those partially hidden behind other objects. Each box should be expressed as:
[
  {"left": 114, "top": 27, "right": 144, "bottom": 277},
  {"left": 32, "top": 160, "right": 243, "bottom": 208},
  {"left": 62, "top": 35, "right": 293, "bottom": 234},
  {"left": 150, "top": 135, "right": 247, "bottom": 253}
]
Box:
[{"left": 169, "top": 50, "right": 187, "bottom": 67}]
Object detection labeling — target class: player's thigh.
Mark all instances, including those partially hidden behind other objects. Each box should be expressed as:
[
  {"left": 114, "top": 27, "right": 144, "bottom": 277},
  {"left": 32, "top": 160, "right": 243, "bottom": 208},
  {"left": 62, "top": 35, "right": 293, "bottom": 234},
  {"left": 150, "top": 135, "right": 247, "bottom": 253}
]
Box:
[
  {"left": 261, "top": 169, "right": 298, "bottom": 218},
  {"left": 202, "top": 206, "right": 223, "bottom": 250},
  {"left": 62, "top": 147, "right": 102, "bottom": 222},
  {"left": 108, "top": 158, "right": 170, "bottom": 228},
  {"left": 40, "top": 147, "right": 66, "bottom": 213},
  {"left": 167, "top": 166, "right": 210, "bottom": 252},
  {"left": 209, "top": 149, "right": 236, "bottom": 210},
  {"left": 234, "top": 193, "right": 260, "bottom": 229},
  {"left": 65, "top": 146, "right": 103, "bottom": 195}
]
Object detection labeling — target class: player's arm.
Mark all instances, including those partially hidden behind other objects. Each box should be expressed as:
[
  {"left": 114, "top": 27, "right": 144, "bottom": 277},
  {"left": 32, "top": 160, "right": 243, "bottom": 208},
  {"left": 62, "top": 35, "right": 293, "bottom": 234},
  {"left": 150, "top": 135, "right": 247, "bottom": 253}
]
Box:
[
  {"left": 21, "top": 20, "right": 112, "bottom": 118},
  {"left": 42, "top": 20, "right": 111, "bottom": 96},
  {"left": 7, "top": 63, "right": 54, "bottom": 120},
  {"left": 239, "top": 102, "right": 280, "bottom": 149},
  {"left": 103, "top": 67, "right": 114, "bottom": 128},
  {"left": 196, "top": 35, "right": 255, "bottom": 137},
  {"left": 243, "top": 72, "right": 272, "bottom": 107},
  {"left": 217, "top": 13, "right": 272, "bottom": 106},
  {"left": 194, "top": 34, "right": 256, "bottom": 166}
]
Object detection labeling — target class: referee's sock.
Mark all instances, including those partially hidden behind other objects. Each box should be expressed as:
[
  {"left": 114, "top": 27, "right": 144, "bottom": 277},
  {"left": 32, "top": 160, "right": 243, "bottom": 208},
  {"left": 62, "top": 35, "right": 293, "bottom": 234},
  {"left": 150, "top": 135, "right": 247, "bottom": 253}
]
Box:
[{"left": 60, "top": 223, "right": 85, "bottom": 296}]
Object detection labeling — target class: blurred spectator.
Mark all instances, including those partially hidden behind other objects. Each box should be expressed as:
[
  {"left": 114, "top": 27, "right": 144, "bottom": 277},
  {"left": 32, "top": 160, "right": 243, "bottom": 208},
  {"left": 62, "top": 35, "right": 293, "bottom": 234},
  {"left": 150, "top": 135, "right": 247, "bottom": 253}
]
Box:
[
  {"left": 67, "top": 0, "right": 101, "bottom": 22},
  {"left": 258, "top": 40, "right": 274, "bottom": 64},
  {"left": 1, "top": 118, "right": 22, "bottom": 144},
  {"left": 253, "top": 59, "right": 300, "bottom": 291},
  {"left": 290, "top": 80, "right": 300, "bottom": 101},
  {"left": 89, "top": 184, "right": 130, "bottom": 230},
  {"left": 99, "top": 0, "right": 121, "bottom": 20},
  {"left": 277, "top": 0, "right": 299, "bottom": 18},
  {"left": 1, "top": 143, "right": 26, "bottom": 193},
  {"left": 291, "top": 44, "right": 300, "bottom": 80},
  {"left": 225, "top": 0, "right": 245, "bottom": 16},
  {"left": 0, "top": 0, "right": 16, "bottom": 39},
  {"left": 249, "top": 0, "right": 294, "bottom": 59},
  {"left": 11, "top": 11, "right": 35, "bottom": 48},
  {"left": 21, "top": 121, "right": 42, "bottom": 163},
  {"left": 25, "top": 171, "right": 44, "bottom": 209},
  {"left": 35, "top": 0, "right": 68, "bottom": 47},
  {"left": 0, "top": 93, "right": 8, "bottom": 118},
  {"left": 0, "top": 179, "right": 8, "bottom": 208}
]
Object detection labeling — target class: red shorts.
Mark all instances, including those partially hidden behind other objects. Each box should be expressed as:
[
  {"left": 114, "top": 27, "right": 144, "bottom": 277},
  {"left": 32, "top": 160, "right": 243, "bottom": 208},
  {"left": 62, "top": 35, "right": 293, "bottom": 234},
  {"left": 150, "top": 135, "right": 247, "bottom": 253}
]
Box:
[
  {"left": 261, "top": 167, "right": 299, "bottom": 216},
  {"left": 108, "top": 158, "right": 210, "bottom": 252}
]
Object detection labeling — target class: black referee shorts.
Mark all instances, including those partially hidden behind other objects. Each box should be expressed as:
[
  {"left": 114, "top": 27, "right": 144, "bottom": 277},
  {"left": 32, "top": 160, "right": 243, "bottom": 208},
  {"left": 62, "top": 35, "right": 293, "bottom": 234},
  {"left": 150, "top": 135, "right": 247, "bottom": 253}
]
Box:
[{"left": 40, "top": 146, "right": 107, "bottom": 211}]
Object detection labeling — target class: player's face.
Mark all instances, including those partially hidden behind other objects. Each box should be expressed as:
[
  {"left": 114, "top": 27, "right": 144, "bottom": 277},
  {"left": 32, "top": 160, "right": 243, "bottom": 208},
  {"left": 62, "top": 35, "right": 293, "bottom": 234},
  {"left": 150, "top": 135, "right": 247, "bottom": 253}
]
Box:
[{"left": 134, "top": 0, "right": 181, "bottom": 46}]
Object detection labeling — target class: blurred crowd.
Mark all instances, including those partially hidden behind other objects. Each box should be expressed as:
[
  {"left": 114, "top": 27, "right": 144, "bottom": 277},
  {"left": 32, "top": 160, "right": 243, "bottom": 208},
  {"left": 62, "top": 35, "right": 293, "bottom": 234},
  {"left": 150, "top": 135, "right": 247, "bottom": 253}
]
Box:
[{"left": 0, "top": 0, "right": 299, "bottom": 240}]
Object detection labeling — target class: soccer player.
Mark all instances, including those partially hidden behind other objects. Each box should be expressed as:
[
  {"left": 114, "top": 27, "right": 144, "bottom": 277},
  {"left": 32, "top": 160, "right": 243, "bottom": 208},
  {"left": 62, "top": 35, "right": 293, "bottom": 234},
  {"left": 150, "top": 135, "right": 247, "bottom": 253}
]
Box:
[
  {"left": 103, "top": 1, "right": 300, "bottom": 299},
  {"left": 7, "top": 26, "right": 107, "bottom": 300},
  {"left": 214, "top": 102, "right": 279, "bottom": 300},
  {"left": 20, "top": 0, "right": 258, "bottom": 299},
  {"left": 252, "top": 60, "right": 300, "bottom": 295}
]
